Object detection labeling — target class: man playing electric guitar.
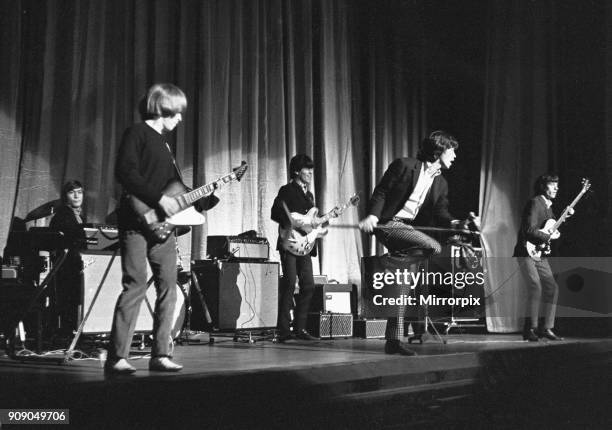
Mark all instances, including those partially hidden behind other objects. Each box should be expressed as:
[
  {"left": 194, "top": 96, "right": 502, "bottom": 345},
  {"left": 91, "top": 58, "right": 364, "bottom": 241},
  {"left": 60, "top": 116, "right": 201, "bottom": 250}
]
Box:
[
  {"left": 106, "top": 84, "right": 220, "bottom": 373},
  {"left": 271, "top": 154, "right": 319, "bottom": 342},
  {"left": 279, "top": 193, "right": 359, "bottom": 257},
  {"left": 513, "top": 173, "right": 576, "bottom": 342}
]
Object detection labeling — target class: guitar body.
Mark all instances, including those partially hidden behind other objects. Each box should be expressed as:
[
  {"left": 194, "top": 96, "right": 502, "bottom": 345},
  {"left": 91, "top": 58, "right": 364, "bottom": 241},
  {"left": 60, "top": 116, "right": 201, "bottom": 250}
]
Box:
[
  {"left": 280, "top": 227, "right": 327, "bottom": 257},
  {"left": 128, "top": 180, "right": 206, "bottom": 243},
  {"left": 525, "top": 218, "right": 556, "bottom": 261},
  {"left": 290, "top": 208, "right": 321, "bottom": 234}
]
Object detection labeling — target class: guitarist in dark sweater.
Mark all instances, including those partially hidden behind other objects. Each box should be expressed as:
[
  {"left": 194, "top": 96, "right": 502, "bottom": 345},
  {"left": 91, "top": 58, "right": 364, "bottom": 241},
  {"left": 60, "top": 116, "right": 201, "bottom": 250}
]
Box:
[
  {"left": 106, "top": 84, "right": 218, "bottom": 373},
  {"left": 513, "top": 173, "right": 571, "bottom": 342},
  {"left": 271, "top": 154, "right": 318, "bottom": 342}
]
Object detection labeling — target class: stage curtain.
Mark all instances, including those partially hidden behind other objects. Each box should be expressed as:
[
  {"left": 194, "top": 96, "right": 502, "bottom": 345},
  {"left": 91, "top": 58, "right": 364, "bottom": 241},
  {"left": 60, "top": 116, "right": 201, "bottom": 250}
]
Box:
[
  {"left": 0, "top": 0, "right": 23, "bottom": 257},
  {"left": 0, "top": 0, "right": 429, "bottom": 291},
  {"left": 480, "top": 0, "right": 560, "bottom": 332}
]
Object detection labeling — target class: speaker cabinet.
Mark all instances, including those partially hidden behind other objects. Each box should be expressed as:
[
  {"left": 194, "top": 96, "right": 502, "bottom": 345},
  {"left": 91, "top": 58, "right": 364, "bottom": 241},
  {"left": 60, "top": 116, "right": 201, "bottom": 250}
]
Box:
[
  {"left": 307, "top": 312, "right": 353, "bottom": 338},
  {"left": 353, "top": 318, "right": 387, "bottom": 338},
  {"left": 191, "top": 260, "right": 279, "bottom": 331},
  {"left": 81, "top": 251, "right": 154, "bottom": 334}
]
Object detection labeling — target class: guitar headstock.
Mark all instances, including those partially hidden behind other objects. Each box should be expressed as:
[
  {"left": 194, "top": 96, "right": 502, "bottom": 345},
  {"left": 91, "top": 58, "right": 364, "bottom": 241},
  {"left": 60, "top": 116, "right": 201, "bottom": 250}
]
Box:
[
  {"left": 233, "top": 161, "right": 248, "bottom": 181},
  {"left": 580, "top": 178, "right": 591, "bottom": 193}
]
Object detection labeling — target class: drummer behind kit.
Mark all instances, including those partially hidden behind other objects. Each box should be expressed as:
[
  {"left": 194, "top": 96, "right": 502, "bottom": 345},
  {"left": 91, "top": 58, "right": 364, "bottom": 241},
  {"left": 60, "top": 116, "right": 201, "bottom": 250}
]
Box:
[{"left": 5, "top": 198, "right": 186, "bottom": 342}]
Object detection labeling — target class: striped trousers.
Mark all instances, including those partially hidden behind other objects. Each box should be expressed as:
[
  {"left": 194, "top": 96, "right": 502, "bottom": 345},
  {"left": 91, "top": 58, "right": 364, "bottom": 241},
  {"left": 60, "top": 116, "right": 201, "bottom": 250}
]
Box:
[{"left": 375, "top": 220, "right": 442, "bottom": 340}]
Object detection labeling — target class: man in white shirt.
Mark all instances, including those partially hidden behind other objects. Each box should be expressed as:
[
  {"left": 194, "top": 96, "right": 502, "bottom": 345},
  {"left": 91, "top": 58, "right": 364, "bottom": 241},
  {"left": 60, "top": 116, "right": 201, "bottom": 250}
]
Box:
[{"left": 359, "top": 131, "right": 459, "bottom": 355}]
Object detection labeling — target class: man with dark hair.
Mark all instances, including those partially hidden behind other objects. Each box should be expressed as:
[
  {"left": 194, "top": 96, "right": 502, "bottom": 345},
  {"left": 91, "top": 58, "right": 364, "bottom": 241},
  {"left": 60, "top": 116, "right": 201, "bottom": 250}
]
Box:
[
  {"left": 513, "top": 173, "right": 569, "bottom": 341},
  {"left": 359, "top": 131, "right": 467, "bottom": 355},
  {"left": 106, "top": 83, "right": 218, "bottom": 373},
  {"left": 49, "top": 180, "right": 87, "bottom": 336},
  {"left": 271, "top": 154, "right": 318, "bottom": 342}
]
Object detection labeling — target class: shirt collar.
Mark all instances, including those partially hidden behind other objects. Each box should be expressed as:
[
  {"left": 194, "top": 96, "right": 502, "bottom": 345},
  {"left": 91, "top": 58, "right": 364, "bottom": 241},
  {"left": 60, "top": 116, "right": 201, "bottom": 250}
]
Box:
[
  {"left": 424, "top": 161, "right": 442, "bottom": 178},
  {"left": 540, "top": 195, "right": 553, "bottom": 208},
  {"left": 293, "top": 179, "right": 309, "bottom": 194}
]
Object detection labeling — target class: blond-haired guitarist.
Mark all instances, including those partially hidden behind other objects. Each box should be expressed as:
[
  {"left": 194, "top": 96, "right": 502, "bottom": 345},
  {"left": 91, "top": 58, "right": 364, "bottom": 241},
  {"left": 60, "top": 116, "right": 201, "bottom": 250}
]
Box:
[{"left": 107, "top": 84, "right": 221, "bottom": 374}]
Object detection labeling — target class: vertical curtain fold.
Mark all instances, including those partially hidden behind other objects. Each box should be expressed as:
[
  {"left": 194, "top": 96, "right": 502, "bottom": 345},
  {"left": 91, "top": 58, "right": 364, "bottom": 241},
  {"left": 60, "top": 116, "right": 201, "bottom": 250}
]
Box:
[
  {"left": 480, "top": 0, "right": 558, "bottom": 332},
  {"left": 2, "top": 0, "right": 436, "bottom": 289}
]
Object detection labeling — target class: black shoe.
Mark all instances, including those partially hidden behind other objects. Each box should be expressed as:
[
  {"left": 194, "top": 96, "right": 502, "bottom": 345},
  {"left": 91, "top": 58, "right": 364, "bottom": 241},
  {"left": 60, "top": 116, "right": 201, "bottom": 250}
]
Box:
[
  {"left": 522, "top": 328, "right": 539, "bottom": 342},
  {"left": 538, "top": 328, "right": 563, "bottom": 341},
  {"left": 149, "top": 357, "right": 183, "bottom": 372},
  {"left": 385, "top": 340, "right": 417, "bottom": 356},
  {"left": 104, "top": 358, "right": 136, "bottom": 374},
  {"left": 295, "top": 329, "right": 317, "bottom": 340},
  {"left": 276, "top": 333, "right": 295, "bottom": 343}
]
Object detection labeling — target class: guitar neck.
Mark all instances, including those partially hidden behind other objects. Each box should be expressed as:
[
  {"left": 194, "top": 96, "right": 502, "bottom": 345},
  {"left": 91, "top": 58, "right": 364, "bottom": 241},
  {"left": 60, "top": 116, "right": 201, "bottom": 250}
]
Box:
[
  {"left": 551, "top": 190, "right": 586, "bottom": 230},
  {"left": 318, "top": 201, "right": 351, "bottom": 223},
  {"left": 182, "top": 173, "right": 236, "bottom": 206}
]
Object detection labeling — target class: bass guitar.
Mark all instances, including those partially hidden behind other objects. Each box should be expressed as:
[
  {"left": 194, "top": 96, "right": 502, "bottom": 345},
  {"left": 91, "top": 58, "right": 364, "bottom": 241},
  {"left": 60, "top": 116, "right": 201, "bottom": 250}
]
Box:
[
  {"left": 525, "top": 178, "right": 590, "bottom": 261},
  {"left": 280, "top": 193, "right": 360, "bottom": 256},
  {"left": 129, "top": 161, "right": 248, "bottom": 242}
]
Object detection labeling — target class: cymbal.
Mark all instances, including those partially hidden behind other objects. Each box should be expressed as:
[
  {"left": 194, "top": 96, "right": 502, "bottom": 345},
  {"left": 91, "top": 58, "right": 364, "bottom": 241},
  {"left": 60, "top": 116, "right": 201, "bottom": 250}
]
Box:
[{"left": 24, "top": 199, "right": 62, "bottom": 222}]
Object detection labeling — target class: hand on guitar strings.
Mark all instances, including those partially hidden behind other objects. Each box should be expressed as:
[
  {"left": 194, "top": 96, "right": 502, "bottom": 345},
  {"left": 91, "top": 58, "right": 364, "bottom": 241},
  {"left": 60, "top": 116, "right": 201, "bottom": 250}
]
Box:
[{"left": 158, "top": 195, "right": 181, "bottom": 217}]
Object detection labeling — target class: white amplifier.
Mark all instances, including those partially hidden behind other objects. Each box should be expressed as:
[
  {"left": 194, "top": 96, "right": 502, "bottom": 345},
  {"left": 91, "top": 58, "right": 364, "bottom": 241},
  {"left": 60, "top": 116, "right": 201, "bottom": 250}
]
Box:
[{"left": 207, "top": 235, "right": 270, "bottom": 261}]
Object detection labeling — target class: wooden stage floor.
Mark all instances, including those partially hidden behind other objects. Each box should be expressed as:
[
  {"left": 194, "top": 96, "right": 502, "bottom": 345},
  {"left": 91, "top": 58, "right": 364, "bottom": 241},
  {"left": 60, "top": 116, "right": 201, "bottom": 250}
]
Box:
[{"left": 1, "top": 334, "right": 611, "bottom": 429}]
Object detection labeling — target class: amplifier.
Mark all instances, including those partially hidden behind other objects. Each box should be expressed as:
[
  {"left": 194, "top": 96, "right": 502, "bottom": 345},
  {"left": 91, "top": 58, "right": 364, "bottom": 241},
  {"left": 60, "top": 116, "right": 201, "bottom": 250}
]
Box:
[
  {"left": 309, "top": 284, "right": 355, "bottom": 314},
  {"left": 207, "top": 235, "right": 269, "bottom": 261},
  {"left": 307, "top": 312, "right": 353, "bottom": 339},
  {"left": 191, "top": 259, "right": 279, "bottom": 330},
  {"left": 84, "top": 226, "right": 119, "bottom": 251},
  {"left": 353, "top": 319, "right": 387, "bottom": 338}
]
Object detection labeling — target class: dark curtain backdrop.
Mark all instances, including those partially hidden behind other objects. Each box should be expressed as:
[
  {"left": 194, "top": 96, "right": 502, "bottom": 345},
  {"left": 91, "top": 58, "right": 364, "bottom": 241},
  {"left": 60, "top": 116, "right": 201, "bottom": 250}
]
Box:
[
  {"left": 1, "top": 0, "right": 609, "bottom": 331},
  {"left": 0, "top": 0, "right": 435, "bottom": 294},
  {"left": 480, "top": 0, "right": 611, "bottom": 331}
]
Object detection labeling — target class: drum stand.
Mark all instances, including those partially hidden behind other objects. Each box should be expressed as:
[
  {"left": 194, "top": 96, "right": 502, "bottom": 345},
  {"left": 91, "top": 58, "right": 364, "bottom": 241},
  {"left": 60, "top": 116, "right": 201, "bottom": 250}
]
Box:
[
  {"left": 406, "top": 252, "right": 447, "bottom": 345},
  {"left": 8, "top": 250, "right": 69, "bottom": 359}
]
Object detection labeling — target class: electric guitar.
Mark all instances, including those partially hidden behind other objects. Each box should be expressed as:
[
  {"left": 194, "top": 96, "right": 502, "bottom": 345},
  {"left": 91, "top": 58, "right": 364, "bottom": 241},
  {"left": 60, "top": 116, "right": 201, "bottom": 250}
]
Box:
[
  {"left": 128, "top": 161, "right": 248, "bottom": 242},
  {"left": 280, "top": 193, "right": 360, "bottom": 256},
  {"left": 525, "top": 178, "right": 590, "bottom": 261}
]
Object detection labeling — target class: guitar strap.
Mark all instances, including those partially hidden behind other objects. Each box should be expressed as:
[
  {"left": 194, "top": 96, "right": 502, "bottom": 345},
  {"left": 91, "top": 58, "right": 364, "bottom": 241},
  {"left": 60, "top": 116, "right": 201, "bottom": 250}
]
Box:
[{"left": 165, "top": 142, "right": 185, "bottom": 183}]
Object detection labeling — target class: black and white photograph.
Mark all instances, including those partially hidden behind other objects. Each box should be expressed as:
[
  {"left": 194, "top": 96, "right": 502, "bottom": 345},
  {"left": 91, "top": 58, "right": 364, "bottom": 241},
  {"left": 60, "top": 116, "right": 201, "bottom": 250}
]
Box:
[{"left": 0, "top": 0, "right": 610, "bottom": 428}]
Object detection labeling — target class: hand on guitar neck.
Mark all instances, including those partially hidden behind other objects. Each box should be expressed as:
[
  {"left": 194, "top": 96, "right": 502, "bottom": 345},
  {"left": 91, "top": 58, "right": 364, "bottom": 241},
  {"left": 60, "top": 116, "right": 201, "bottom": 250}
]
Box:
[{"left": 281, "top": 194, "right": 360, "bottom": 256}]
